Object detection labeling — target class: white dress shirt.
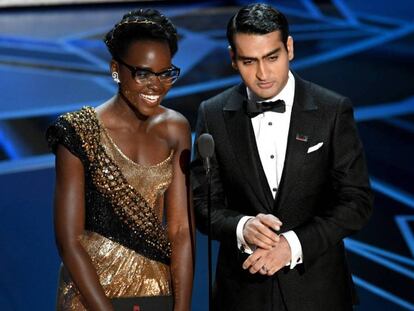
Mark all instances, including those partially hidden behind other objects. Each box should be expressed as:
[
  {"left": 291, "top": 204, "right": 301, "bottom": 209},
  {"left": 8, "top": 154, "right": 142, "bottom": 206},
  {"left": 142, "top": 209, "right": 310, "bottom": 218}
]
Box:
[{"left": 236, "top": 71, "right": 303, "bottom": 269}]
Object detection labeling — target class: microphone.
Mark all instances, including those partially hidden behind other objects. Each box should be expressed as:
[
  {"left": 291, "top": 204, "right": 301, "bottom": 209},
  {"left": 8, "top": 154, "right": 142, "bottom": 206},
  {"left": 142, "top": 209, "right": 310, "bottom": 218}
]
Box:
[
  {"left": 196, "top": 133, "right": 215, "bottom": 311},
  {"left": 197, "top": 133, "right": 215, "bottom": 174}
]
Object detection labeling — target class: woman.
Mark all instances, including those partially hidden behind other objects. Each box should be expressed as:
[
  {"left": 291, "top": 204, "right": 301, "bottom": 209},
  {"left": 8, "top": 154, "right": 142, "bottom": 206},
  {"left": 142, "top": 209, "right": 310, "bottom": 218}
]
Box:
[{"left": 46, "top": 9, "right": 194, "bottom": 311}]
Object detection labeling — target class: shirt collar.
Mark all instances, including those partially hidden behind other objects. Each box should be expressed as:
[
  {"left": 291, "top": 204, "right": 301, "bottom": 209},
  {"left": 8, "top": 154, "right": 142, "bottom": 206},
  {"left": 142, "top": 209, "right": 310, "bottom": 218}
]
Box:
[{"left": 246, "top": 71, "right": 295, "bottom": 107}]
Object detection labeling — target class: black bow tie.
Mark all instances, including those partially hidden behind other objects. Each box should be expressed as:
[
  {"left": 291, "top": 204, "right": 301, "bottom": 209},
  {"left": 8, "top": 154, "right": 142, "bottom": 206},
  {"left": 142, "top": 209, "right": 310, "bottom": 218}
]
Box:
[{"left": 245, "top": 99, "right": 286, "bottom": 118}]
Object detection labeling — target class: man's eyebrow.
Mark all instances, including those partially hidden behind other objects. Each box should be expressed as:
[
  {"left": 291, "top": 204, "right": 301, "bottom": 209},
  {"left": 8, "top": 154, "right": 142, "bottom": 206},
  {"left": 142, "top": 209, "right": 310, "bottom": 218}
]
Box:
[
  {"left": 237, "top": 47, "right": 281, "bottom": 60},
  {"left": 263, "top": 48, "right": 281, "bottom": 58}
]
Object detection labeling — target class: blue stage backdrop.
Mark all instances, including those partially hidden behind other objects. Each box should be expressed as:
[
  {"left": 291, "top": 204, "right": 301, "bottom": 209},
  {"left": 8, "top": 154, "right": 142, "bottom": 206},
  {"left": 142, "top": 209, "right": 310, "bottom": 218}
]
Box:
[{"left": 0, "top": 1, "right": 413, "bottom": 310}]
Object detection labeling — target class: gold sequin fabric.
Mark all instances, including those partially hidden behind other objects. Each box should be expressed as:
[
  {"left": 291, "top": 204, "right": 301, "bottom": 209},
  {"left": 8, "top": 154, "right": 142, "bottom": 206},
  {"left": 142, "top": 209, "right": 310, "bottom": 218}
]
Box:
[
  {"left": 56, "top": 232, "right": 171, "bottom": 310},
  {"left": 47, "top": 106, "right": 174, "bottom": 310},
  {"left": 99, "top": 119, "right": 174, "bottom": 214}
]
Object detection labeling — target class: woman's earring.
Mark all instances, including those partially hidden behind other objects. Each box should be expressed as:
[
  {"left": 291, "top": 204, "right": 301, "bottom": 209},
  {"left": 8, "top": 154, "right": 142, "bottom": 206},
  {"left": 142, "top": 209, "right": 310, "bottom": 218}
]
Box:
[{"left": 112, "top": 71, "right": 120, "bottom": 83}]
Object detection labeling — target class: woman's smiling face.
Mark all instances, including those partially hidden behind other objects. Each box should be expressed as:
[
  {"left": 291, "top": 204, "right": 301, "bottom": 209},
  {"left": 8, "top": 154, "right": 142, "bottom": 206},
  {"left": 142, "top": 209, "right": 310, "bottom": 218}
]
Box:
[{"left": 115, "top": 40, "right": 174, "bottom": 116}]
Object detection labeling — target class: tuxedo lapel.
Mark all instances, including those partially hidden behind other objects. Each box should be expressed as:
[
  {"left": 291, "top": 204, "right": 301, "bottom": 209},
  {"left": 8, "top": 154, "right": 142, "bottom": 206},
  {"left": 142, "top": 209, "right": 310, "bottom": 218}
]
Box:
[
  {"left": 275, "top": 76, "right": 319, "bottom": 211},
  {"left": 223, "top": 85, "right": 273, "bottom": 212}
]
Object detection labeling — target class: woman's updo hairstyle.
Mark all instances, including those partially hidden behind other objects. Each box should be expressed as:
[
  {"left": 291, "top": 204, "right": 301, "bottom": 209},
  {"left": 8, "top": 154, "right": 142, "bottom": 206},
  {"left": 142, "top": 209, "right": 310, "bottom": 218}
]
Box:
[{"left": 104, "top": 8, "right": 178, "bottom": 59}]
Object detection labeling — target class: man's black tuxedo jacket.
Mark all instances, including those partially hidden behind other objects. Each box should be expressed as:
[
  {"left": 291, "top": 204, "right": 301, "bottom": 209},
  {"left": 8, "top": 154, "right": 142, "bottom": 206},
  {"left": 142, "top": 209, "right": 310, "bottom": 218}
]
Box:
[{"left": 191, "top": 75, "right": 373, "bottom": 311}]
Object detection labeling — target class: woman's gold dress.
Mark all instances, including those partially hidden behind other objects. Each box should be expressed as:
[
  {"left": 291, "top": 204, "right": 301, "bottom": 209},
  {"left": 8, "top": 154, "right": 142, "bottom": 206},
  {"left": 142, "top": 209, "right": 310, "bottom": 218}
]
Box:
[{"left": 47, "top": 107, "right": 173, "bottom": 310}]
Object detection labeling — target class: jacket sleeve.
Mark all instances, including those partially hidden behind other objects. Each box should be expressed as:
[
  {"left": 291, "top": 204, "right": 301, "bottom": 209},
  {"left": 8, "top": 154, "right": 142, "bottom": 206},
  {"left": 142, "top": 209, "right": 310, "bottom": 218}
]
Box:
[{"left": 294, "top": 98, "right": 373, "bottom": 269}]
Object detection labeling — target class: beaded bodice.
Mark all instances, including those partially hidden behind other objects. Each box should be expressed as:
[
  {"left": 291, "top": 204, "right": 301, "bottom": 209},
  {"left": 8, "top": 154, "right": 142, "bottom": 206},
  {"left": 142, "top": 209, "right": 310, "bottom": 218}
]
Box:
[
  {"left": 99, "top": 120, "right": 173, "bottom": 216},
  {"left": 47, "top": 106, "right": 173, "bottom": 264}
]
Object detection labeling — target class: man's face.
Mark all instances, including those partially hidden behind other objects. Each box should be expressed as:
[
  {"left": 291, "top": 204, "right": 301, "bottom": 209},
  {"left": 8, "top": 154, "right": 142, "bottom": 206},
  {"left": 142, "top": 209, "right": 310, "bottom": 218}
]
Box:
[{"left": 230, "top": 31, "right": 294, "bottom": 100}]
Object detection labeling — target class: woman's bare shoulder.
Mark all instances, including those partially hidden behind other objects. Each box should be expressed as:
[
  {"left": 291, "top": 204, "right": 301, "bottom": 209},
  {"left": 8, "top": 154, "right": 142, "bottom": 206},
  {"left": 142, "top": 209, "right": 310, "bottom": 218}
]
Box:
[{"left": 158, "top": 107, "right": 191, "bottom": 145}]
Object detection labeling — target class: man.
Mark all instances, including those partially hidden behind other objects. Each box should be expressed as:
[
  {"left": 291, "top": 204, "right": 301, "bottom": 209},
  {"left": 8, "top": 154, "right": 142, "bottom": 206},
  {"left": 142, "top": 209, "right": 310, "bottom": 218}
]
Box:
[{"left": 191, "top": 3, "right": 373, "bottom": 311}]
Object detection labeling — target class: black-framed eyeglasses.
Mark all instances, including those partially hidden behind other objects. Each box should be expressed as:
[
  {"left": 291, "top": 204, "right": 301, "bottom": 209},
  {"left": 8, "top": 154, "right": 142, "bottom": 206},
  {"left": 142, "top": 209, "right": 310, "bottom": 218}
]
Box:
[{"left": 115, "top": 57, "right": 180, "bottom": 85}]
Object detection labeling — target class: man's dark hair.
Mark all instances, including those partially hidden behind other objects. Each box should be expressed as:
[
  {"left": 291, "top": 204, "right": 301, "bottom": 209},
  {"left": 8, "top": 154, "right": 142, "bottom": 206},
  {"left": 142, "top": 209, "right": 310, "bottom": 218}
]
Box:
[
  {"left": 104, "top": 8, "right": 178, "bottom": 59},
  {"left": 226, "top": 3, "right": 289, "bottom": 54}
]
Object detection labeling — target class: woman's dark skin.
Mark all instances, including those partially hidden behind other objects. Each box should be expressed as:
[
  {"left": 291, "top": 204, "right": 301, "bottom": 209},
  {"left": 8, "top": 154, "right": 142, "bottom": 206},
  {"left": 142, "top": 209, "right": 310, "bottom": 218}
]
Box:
[{"left": 54, "top": 40, "right": 195, "bottom": 311}]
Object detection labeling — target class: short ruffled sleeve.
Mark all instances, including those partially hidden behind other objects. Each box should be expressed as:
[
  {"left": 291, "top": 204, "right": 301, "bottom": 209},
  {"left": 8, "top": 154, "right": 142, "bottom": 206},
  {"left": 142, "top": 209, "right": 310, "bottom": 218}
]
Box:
[{"left": 46, "top": 114, "right": 87, "bottom": 163}]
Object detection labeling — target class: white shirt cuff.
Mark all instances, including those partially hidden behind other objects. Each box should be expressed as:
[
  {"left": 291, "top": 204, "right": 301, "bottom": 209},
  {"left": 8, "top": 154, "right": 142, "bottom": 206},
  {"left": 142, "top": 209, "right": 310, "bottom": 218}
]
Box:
[
  {"left": 236, "top": 216, "right": 255, "bottom": 254},
  {"left": 281, "top": 230, "right": 303, "bottom": 269}
]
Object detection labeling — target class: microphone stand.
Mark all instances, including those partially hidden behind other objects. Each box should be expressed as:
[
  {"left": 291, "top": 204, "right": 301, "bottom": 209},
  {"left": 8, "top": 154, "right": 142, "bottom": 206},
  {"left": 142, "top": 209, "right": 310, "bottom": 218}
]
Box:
[
  {"left": 197, "top": 133, "right": 215, "bottom": 311},
  {"left": 206, "top": 164, "right": 213, "bottom": 311}
]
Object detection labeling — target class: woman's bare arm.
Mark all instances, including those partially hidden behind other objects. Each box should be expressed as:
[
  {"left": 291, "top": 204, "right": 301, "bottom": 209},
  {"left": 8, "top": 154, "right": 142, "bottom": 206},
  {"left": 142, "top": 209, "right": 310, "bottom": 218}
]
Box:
[
  {"left": 165, "top": 116, "right": 195, "bottom": 311},
  {"left": 54, "top": 145, "right": 114, "bottom": 311}
]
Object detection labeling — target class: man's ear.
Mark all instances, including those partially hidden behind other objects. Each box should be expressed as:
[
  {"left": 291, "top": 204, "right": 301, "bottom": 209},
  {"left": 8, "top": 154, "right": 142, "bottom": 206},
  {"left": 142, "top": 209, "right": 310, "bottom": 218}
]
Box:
[
  {"left": 228, "top": 46, "right": 238, "bottom": 70},
  {"left": 287, "top": 36, "right": 294, "bottom": 61}
]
